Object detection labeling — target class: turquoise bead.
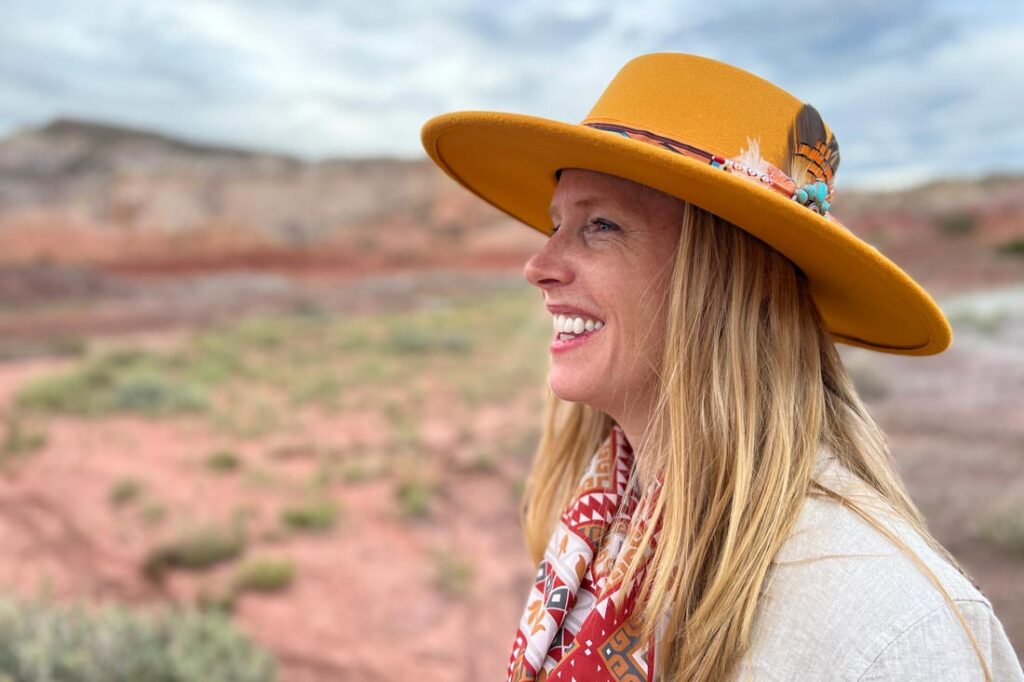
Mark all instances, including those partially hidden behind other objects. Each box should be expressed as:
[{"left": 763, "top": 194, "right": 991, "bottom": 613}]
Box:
[
  {"left": 815, "top": 181, "right": 828, "bottom": 200},
  {"left": 795, "top": 188, "right": 808, "bottom": 203},
  {"left": 821, "top": 200, "right": 830, "bottom": 212}
]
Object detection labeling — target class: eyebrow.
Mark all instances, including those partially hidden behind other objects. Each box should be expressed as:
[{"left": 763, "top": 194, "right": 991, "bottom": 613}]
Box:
[{"left": 547, "top": 196, "right": 601, "bottom": 220}]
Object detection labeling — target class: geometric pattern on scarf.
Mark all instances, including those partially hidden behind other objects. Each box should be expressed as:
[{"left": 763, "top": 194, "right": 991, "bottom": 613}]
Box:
[{"left": 507, "top": 424, "right": 665, "bottom": 681}]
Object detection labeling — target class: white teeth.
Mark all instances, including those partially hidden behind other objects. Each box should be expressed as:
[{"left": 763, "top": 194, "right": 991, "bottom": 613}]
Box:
[{"left": 551, "top": 313, "right": 604, "bottom": 334}]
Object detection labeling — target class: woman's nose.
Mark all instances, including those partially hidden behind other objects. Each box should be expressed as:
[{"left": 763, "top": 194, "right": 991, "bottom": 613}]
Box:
[{"left": 523, "top": 232, "right": 573, "bottom": 289}]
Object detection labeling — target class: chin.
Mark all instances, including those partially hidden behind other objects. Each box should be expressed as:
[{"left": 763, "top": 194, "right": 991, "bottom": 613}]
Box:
[{"left": 548, "top": 374, "right": 599, "bottom": 407}]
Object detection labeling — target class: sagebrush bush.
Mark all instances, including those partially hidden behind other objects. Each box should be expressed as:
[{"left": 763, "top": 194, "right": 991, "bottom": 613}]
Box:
[
  {"left": 1, "top": 412, "right": 47, "bottom": 463},
  {"left": 143, "top": 523, "right": 246, "bottom": 581},
  {"left": 996, "top": 236, "right": 1024, "bottom": 256},
  {"left": 232, "top": 557, "right": 296, "bottom": 594},
  {"left": 382, "top": 327, "right": 471, "bottom": 355},
  {"left": 937, "top": 211, "right": 976, "bottom": 236},
  {"left": 394, "top": 475, "right": 434, "bottom": 520},
  {"left": 0, "top": 594, "right": 276, "bottom": 681},
  {"left": 15, "top": 348, "right": 208, "bottom": 417},
  {"left": 977, "top": 503, "right": 1024, "bottom": 555},
  {"left": 108, "top": 478, "right": 143, "bottom": 507},
  {"left": 279, "top": 498, "right": 339, "bottom": 533},
  {"left": 205, "top": 450, "right": 242, "bottom": 473}
]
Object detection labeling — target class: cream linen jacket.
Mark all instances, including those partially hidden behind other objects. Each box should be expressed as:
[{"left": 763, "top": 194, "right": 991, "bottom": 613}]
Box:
[{"left": 731, "top": 447, "right": 1024, "bottom": 681}]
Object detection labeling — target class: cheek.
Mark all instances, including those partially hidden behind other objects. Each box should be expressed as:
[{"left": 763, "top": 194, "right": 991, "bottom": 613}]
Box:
[
  {"left": 590, "top": 253, "right": 674, "bottom": 357},
  {"left": 619, "top": 281, "right": 670, "bottom": 363}
]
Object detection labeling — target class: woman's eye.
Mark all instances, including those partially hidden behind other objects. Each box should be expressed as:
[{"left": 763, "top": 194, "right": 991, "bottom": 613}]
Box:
[{"left": 589, "top": 218, "right": 620, "bottom": 233}]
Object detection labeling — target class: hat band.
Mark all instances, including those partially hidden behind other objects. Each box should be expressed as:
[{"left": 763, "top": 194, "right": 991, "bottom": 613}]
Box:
[{"left": 582, "top": 122, "right": 835, "bottom": 217}]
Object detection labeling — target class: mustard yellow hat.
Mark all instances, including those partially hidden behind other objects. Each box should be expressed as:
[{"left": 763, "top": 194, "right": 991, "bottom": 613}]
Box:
[{"left": 420, "top": 52, "right": 952, "bottom": 356}]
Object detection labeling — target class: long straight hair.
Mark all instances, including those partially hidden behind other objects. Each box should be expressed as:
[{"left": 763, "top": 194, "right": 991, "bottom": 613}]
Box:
[{"left": 517, "top": 201, "right": 990, "bottom": 681}]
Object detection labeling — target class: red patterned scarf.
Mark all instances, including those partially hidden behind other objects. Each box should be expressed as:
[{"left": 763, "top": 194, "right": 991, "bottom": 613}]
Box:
[{"left": 507, "top": 424, "right": 666, "bottom": 681}]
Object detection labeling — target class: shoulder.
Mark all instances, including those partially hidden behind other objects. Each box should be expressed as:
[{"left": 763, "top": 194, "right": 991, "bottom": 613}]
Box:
[
  {"left": 857, "top": 598, "right": 1024, "bottom": 681},
  {"left": 732, "top": 450, "right": 1024, "bottom": 681}
]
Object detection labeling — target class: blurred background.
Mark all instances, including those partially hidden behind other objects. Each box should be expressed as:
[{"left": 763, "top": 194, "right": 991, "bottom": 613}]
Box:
[{"left": 0, "top": 1, "right": 1022, "bottom": 680}]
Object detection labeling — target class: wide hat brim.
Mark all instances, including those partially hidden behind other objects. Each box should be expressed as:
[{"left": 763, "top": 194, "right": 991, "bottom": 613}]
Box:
[{"left": 421, "top": 110, "right": 953, "bottom": 356}]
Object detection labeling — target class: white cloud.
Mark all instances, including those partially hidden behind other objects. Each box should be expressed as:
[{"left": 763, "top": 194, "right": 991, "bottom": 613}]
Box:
[{"left": 0, "top": 0, "right": 1021, "bottom": 186}]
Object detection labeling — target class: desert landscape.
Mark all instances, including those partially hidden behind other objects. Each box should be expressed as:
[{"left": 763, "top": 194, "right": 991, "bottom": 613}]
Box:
[{"left": 0, "top": 118, "right": 1022, "bottom": 681}]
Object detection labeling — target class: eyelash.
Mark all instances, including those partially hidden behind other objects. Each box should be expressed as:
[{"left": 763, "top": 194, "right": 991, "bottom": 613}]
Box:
[
  {"left": 590, "top": 218, "right": 619, "bottom": 233},
  {"left": 551, "top": 218, "right": 620, "bottom": 234}
]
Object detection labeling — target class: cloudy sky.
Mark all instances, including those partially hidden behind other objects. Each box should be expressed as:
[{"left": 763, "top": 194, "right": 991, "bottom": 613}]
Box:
[{"left": 1, "top": 0, "right": 1022, "bottom": 189}]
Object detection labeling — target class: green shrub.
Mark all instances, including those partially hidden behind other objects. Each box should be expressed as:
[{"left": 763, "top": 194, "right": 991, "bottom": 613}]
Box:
[
  {"left": 340, "top": 457, "right": 387, "bottom": 484},
  {"left": 1, "top": 412, "right": 47, "bottom": 461},
  {"left": 205, "top": 450, "right": 242, "bottom": 473},
  {"left": 288, "top": 372, "right": 344, "bottom": 408},
  {"left": 209, "top": 400, "right": 282, "bottom": 440},
  {"left": 289, "top": 299, "right": 328, "bottom": 319},
  {"left": 937, "top": 212, "right": 976, "bottom": 236},
  {"left": 139, "top": 501, "right": 167, "bottom": 527},
  {"left": 108, "top": 478, "right": 143, "bottom": 507},
  {"left": 232, "top": 317, "right": 291, "bottom": 350},
  {"left": 509, "top": 477, "right": 526, "bottom": 501},
  {"left": 383, "top": 327, "right": 472, "bottom": 355},
  {"left": 15, "top": 349, "right": 208, "bottom": 417},
  {"left": 331, "top": 325, "right": 373, "bottom": 352},
  {"left": 995, "top": 237, "right": 1024, "bottom": 257},
  {"left": 307, "top": 454, "right": 343, "bottom": 491},
  {"left": 395, "top": 476, "right": 435, "bottom": 520},
  {"left": 110, "top": 372, "right": 207, "bottom": 415},
  {"left": 142, "top": 523, "right": 246, "bottom": 581},
  {"left": 977, "top": 504, "right": 1024, "bottom": 555},
  {"left": 279, "top": 498, "right": 340, "bottom": 533},
  {"left": 195, "top": 586, "right": 237, "bottom": 614},
  {"left": 177, "top": 335, "right": 251, "bottom": 384},
  {"left": 232, "top": 557, "right": 296, "bottom": 594},
  {"left": 0, "top": 594, "right": 276, "bottom": 681},
  {"left": 458, "top": 449, "right": 498, "bottom": 474}
]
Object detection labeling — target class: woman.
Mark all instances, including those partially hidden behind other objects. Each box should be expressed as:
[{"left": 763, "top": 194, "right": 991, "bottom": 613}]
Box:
[{"left": 421, "top": 53, "right": 1023, "bottom": 681}]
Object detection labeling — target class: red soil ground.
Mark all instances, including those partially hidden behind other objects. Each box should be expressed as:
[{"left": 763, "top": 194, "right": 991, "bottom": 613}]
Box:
[{"left": 0, "top": 252, "right": 1022, "bottom": 680}]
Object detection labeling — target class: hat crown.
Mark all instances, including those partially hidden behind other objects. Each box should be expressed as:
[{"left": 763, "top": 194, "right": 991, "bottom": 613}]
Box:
[{"left": 582, "top": 53, "right": 832, "bottom": 178}]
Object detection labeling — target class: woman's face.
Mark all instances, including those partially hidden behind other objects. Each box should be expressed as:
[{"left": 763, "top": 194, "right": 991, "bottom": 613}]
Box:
[{"left": 524, "top": 168, "right": 686, "bottom": 426}]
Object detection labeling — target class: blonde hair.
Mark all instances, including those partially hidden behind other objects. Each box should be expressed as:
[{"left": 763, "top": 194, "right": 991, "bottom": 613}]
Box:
[{"left": 518, "top": 201, "right": 990, "bottom": 681}]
